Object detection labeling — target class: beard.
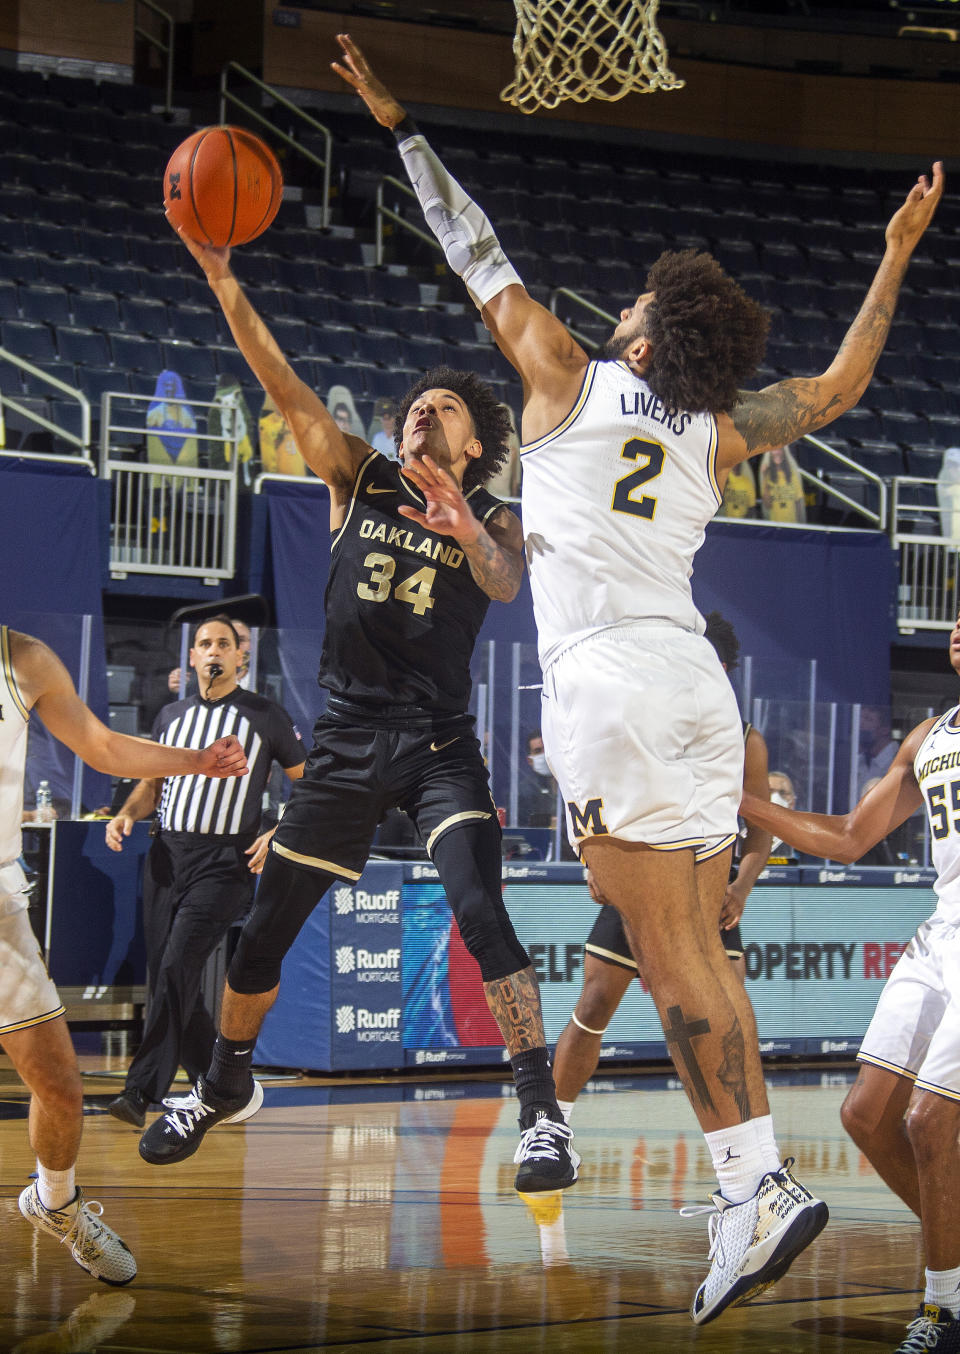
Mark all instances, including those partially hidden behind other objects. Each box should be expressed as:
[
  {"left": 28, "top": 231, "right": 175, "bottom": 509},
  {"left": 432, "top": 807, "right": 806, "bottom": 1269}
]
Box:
[{"left": 591, "top": 330, "right": 635, "bottom": 362}]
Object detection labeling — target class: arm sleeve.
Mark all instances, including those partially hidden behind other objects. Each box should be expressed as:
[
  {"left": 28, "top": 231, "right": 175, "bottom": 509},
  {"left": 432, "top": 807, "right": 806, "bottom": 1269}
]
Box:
[{"left": 394, "top": 130, "right": 523, "bottom": 310}]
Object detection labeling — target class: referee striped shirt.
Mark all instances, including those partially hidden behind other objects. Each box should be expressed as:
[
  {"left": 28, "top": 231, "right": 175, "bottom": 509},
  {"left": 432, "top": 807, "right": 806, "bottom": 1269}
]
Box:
[{"left": 153, "top": 689, "right": 302, "bottom": 838}]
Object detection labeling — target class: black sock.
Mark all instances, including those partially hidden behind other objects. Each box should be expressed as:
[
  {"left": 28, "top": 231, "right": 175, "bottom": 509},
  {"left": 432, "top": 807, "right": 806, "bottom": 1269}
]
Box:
[
  {"left": 206, "top": 1033, "right": 255, "bottom": 1100},
  {"left": 510, "top": 1047, "right": 560, "bottom": 1127}
]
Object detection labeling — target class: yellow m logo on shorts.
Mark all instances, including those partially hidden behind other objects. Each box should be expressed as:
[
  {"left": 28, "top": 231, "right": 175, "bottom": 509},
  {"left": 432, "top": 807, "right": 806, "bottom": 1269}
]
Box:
[{"left": 567, "top": 797, "right": 608, "bottom": 839}]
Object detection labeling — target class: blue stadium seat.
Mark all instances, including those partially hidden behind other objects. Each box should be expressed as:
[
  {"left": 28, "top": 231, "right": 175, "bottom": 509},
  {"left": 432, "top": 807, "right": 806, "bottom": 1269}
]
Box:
[
  {"left": 82, "top": 366, "right": 130, "bottom": 403},
  {"left": 0, "top": 280, "right": 19, "bottom": 321},
  {"left": 57, "top": 327, "right": 112, "bottom": 368},
  {"left": 1, "top": 319, "right": 57, "bottom": 365},
  {"left": 18, "top": 284, "right": 72, "bottom": 327},
  {"left": 71, "top": 291, "right": 123, "bottom": 331},
  {"left": 122, "top": 296, "right": 171, "bottom": 338},
  {"left": 173, "top": 306, "right": 222, "bottom": 347},
  {"left": 81, "top": 229, "right": 130, "bottom": 266},
  {"left": 110, "top": 333, "right": 164, "bottom": 374},
  {"left": 161, "top": 341, "right": 218, "bottom": 392}
]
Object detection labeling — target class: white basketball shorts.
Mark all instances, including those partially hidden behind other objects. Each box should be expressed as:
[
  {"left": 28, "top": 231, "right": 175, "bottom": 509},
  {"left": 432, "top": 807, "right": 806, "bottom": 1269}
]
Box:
[
  {"left": 858, "top": 912, "right": 960, "bottom": 1099},
  {"left": 0, "top": 860, "right": 64, "bottom": 1036},
  {"left": 541, "top": 624, "right": 743, "bottom": 856}
]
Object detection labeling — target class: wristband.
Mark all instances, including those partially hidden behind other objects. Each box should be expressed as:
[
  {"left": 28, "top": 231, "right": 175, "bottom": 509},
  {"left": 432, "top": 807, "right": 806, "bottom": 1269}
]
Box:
[{"left": 391, "top": 115, "right": 420, "bottom": 142}]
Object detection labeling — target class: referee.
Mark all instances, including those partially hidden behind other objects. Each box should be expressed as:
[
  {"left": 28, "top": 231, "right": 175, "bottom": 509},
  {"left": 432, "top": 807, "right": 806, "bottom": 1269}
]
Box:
[{"left": 105, "top": 616, "right": 304, "bottom": 1127}]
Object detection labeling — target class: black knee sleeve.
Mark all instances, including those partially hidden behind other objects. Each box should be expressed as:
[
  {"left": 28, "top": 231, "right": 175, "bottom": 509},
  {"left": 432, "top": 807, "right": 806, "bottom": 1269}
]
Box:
[
  {"left": 431, "top": 817, "right": 530, "bottom": 983},
  {"left": 227, "top": 851, "right": 336, "bottom": 995}
]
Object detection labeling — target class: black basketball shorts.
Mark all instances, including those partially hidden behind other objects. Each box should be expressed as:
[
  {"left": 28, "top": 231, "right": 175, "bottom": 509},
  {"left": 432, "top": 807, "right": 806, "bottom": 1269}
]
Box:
[
  {"left": 270, "top": 711, "right": 498, "bottom": 881},
  {"left": 584, "top": 903, "right": 745, "bottom": 971}
]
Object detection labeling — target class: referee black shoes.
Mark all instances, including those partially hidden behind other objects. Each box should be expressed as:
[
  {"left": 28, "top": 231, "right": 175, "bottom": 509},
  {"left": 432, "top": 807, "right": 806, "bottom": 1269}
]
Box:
[{"left": 138, "top": 1074, "right": 263, "bottom": 1165}]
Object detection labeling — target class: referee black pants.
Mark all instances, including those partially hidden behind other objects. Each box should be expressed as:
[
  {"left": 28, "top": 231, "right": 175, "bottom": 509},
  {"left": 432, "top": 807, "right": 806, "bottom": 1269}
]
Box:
[{"left": 126, "top": 832, "right": 254, "bottom": 1103}]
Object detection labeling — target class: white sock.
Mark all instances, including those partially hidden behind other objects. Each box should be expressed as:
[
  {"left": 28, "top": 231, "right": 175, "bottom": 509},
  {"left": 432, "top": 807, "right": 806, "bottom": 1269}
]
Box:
[
  {"left": 704, "top": 1115, "right": 781, "bottom": 1205},
  {"left": 36, "top": 1163, "right": 76, "bottom": 1213},
  {"left": 556, "top": 1099, "right": 574, "bottom": 1125},
  {"left": 924, "top": 1265, "right": 960, "bottom": 1311}
]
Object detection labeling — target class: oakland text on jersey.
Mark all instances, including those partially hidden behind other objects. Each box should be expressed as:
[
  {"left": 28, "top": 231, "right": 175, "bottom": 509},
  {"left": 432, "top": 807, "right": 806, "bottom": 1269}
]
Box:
[
  {"left": 357, "top": 517, "right": 465, "bottom": 570},
  {"left": 618, "top": 388, "right": 692, "bottom": 438}
]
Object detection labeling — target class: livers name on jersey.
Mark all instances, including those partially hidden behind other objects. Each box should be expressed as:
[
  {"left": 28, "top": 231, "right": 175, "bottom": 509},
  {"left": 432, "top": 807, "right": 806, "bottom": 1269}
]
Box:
[
  {"left": 359, "top": 517, "right": 464, "bottom": 569},
  {"left": 619, "top": 391, "right": 691, "bottom": 437}
]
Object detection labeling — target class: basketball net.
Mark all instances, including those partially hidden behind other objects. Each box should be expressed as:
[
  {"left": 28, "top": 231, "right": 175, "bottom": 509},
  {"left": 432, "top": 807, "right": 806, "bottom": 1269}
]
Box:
[{"left": 501, "top": 0, "right": 684, "bottom": 113}]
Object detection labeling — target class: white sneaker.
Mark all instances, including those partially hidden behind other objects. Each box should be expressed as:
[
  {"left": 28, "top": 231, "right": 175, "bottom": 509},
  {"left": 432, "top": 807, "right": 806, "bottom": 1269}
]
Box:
[
  {"left": 18, "top": 1183, "right": 137, "bottom": 1287},
  {"left": 684, "top": 1158, "right": 828, "bottom": 1325}
]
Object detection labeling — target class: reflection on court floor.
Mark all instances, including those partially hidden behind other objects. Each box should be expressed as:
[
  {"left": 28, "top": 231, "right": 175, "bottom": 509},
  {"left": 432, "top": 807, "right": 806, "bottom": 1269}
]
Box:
[{"left": 0, "top": 1063, "right": 923, "bottom": 1352}]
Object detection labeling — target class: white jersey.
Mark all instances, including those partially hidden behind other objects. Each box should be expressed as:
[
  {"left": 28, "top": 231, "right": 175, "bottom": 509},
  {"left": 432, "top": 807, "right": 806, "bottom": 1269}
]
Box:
[
  {"left": 914, "top": 707, "right": 960, "bottom": 925},
  {"left": 0, "top": 627, "right": 29, "bottom": 868},
  {"left": 519, "top": 361, "right": 721, "bottom": 669}
]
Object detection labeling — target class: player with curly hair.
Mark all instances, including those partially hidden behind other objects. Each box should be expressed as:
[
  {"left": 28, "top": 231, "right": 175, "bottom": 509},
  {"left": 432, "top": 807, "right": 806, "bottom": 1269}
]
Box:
[
  {"left": 333, "top": 31, "right": 943, "bottom": 1325},
  {"left": 138, "top": 226, "right": 578, "bottom": 1196}
]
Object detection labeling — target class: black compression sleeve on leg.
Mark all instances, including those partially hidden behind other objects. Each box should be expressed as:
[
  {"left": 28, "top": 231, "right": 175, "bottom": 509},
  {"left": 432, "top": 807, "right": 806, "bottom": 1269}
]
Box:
[
  {"left": 430, "top": 815, "right": 530, "bottom": 982},
  {"left": 227, "top": 850, "right": 337, "bottom": 995}
]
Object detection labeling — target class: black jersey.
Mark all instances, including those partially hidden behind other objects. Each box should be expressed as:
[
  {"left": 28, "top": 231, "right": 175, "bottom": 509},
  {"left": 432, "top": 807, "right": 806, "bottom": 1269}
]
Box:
[
  {"left": 317, "top": 450, "right": 508, "bottom": 715},
  {"left": 152, "top": 688, "right": 303, "bottom": 837}
]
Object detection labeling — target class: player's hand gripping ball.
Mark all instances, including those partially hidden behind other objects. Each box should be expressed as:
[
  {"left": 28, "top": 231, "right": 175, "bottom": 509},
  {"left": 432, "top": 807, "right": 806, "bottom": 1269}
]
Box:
[{"left": 163, "top": 125, "right": 283, "bottom": 247}]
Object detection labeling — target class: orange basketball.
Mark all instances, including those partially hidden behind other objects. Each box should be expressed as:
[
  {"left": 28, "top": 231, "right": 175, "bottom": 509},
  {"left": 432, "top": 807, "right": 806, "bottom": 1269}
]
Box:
[{"left": 163, "top": 125, "right": 283, "bottom": 248}]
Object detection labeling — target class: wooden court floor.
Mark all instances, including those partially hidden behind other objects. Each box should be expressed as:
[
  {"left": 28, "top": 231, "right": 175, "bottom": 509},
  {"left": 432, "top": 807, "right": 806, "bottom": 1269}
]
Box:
[{"left": 0, "top": 1059, "right": 926, "bottom": 1353}]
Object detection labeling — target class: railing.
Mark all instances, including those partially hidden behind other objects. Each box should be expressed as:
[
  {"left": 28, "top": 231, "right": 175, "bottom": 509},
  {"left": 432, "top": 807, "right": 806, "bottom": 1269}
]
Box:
[
  {"left": 549, "top": 286, "right": 615, "bottom": 346},
  {"left": 891, "top": 475, "right": 960, "bottom": 630},
  {"left": 375, "top": 175, "right": 441, "bottom": 265},
  {"left": 219, "top": 63, "right": 332, "bottom": 228},
  {"left": 253, "top": 472, "right": 327, "bottom": 494},
  {"left": 134, "top": 0, "right": 174, "bottom": 116},
  {"left": 799, "top": 433, "right": 887, "bottom": 531},
  {"left": 101, "top": 392, "right": 240, "bottom": 583},
  {"left": 0, "top": 345, "right": 94, "bottom": 472}
]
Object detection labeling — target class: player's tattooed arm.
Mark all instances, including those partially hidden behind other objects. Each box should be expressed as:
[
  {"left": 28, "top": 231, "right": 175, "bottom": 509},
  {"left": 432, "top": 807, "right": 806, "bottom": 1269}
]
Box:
[
  {"left": 722, "top": 162, "right": 943, "bottom": 464},
  {"left": 730, "top": 379, "right": 845, "bottom": 454},
  {"left": 484, "top": 967, "right": 547, "bottom": 1055},
  {"left": 461, "top": 507, "right": 525, "bottom": 603}
]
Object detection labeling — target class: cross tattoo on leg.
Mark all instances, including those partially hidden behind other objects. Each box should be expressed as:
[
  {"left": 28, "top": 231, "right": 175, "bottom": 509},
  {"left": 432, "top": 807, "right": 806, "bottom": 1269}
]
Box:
[{"left": 664, "top": 1004, "right": 717, "bottom": 1116}]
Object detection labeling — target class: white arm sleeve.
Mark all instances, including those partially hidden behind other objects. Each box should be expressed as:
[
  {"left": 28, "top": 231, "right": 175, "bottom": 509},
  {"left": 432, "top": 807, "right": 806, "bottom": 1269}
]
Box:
[{"left": 396, "top": 132, "right": 523, "bottom": 310}]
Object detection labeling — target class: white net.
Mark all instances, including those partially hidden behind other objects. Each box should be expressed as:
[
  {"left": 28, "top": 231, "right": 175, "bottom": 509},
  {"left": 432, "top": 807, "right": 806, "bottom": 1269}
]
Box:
[{"left": 501, "top": 0, "right": 684, "bottom": 114}]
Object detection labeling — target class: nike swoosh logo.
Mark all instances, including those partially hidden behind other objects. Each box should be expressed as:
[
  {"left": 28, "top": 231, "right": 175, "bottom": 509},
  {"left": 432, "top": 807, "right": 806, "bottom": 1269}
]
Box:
[
  {"left": 430, "top": 736, "right": 458, "bottom": 753},
  {"left": 366, "top": 486, "right": 395, "bottom": 496}
]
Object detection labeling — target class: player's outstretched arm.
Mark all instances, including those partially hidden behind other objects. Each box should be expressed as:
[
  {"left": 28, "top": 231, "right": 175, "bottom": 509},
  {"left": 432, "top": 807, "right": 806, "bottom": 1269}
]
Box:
[
  {"left": 169, "top": 220, "right": 366, "bottom": 500},
  {"left": 399, "top": 454, "right": 524, "bottom": 601},
  {"left": 13, "top": 632, "right": 248, "bottom": 781},
  {"left": 332, "top": 34, "right": 586, "bottom": 408},
  {"left": 718, "top": 163, "right": 943, "bottom": 467},
  {"left": 740, "top": 721, "right": 931, "bottom": 864}
]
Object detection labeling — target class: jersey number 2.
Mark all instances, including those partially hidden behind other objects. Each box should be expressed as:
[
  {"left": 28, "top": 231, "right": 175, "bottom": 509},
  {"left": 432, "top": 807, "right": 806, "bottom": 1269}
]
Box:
[
  {"left": 612, "top": 438, "right": 664, "bottom": 520},
  {"left": 357, "top": 553, "right": 436, "bottom": 616}
]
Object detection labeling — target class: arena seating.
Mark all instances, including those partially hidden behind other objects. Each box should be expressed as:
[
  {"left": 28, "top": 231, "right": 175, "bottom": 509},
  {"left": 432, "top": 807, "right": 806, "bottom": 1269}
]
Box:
[{"left": 0, "top": 66, "right": 957, "bottom": 495}]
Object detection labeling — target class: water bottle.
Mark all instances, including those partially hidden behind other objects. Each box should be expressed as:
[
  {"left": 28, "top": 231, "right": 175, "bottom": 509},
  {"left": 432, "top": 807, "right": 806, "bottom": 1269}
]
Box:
[{"left": 35, "top": 781, "right": 55, "bottom": 824}]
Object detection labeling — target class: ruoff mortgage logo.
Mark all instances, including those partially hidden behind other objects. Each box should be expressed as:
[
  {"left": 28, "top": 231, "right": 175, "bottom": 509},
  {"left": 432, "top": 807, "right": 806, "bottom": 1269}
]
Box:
[
  {"left": 335, "top": 1005, "right": 401, "bottom": 1043},
  {"left": 335, "top": 945, "right": 400, "bottom": 982},
  {"left": 333, "top": 886, "right": 355, "bottom": 916}
]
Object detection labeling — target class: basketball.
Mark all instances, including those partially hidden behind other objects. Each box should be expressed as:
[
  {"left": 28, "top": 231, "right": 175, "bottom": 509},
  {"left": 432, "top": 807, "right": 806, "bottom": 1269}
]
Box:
[{"left": 163, "top": 126, "right": 283, "bottom": 248}]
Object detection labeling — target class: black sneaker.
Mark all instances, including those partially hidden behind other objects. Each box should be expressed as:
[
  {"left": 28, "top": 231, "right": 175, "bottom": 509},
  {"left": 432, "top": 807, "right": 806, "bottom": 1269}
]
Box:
[
  {"left": 513, "top": 1109, "right": 580, "bottom": 1192},
  {"left": 896, "top": 1304, "right": 960, "bottom": 1352},
  {"left": 107, "top": 1089, "right": 148, "bottom": 1128},
  {"left": 137, "top": 1074, "right": 263, "bottom": 1165}
]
